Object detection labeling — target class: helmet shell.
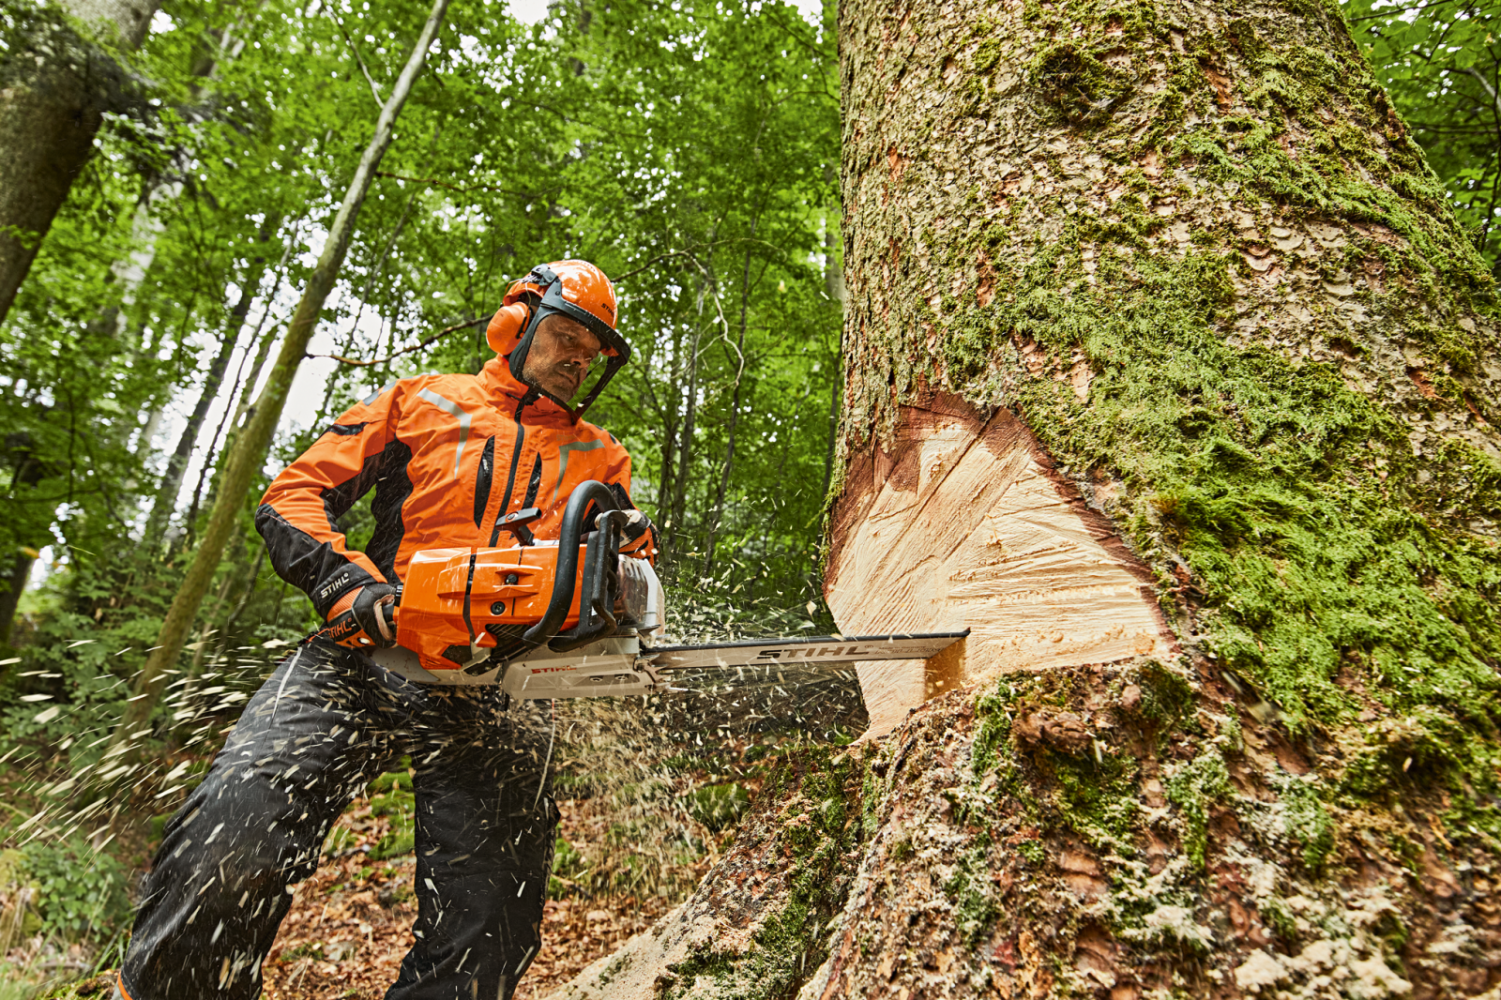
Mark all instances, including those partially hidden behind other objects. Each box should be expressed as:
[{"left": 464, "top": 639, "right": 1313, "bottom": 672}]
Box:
[{"left": 499, "top": 259, "right": 622, "bottom": 356}]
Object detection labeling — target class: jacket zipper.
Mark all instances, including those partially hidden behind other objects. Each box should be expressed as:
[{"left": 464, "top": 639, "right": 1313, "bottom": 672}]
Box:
[{"left": 489, "top": 392, "right": 537, "bottom": 546}]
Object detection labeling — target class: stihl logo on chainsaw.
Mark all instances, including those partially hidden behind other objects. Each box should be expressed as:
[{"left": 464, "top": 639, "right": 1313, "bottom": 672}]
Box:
[
  {"left": 529, "top": 666, "right": 575, "bottom": 674},
  {"left": 755, "top": 646, "right": 860, "bottom": 660}
]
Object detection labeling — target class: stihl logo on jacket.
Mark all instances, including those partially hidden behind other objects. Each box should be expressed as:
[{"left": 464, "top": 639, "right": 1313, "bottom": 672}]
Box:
[{"left": 256, "top": 358, "right": 649, "bottom": 620}]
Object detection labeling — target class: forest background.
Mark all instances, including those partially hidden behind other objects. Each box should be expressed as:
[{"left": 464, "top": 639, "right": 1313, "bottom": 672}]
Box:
[{"left": 0, "top": 0, "right": 1495, "bottom": 989}]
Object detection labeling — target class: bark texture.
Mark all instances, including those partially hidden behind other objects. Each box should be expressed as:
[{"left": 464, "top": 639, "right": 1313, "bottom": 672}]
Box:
[
  {"left": 551, "top": 0, "right": 1501, "bottom": 993},
  {"left": 0, "top": 0, "right": 155, "bottom": 326}
]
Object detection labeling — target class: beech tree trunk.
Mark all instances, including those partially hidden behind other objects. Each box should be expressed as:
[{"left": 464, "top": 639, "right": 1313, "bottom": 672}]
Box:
[
  {"left": 550, "top": 0, "right": 1501, "bottom": 995},
  {"left": 0, "top": 0, "right": 157, "bottom": 326}
]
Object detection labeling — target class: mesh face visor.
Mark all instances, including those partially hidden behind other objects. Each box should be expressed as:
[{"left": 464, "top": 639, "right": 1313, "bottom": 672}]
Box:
[{"left": 508, "top": 273, "right": 631, "bottom": 419}]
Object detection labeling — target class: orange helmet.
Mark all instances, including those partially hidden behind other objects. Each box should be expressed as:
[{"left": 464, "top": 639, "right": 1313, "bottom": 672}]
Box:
[{"left": 487, "top": 260, "right": 628, "bottom": 417}]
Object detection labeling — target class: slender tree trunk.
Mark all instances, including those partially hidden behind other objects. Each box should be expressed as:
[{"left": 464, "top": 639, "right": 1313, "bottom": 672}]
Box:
[
  {"left": 555, "top": 0, "right": 1501, "bottom": 994},
  {"left": 144, "top": 217, "right": 281, "bottom": 543},
  {"left": 0, "top": 0, "right": 157, "bottom": 326},
  {"left": 701, "top": 243, "right": 756, "bottom": 579},
  {"left": 0, "top": 552, "right": 33, "bottom": 651},
  {"left": 669, "top": 305, "right": 708, "bottom": 570},
  {"left": 113, "top": 0, "right": 451, "bottom": 745}
]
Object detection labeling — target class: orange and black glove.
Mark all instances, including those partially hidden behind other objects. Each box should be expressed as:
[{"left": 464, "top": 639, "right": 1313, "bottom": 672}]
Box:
[{"left": 319, "top": 583, "right": 398, "bottom": 649}]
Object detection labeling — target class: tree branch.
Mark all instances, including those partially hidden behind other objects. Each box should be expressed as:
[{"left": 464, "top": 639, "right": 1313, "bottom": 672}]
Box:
[
  {"left": 330, "top": 10, "right": 384, "bottom": 110},
  {"left": 308, "top": 314, "right": 490, "bottom": 367}
]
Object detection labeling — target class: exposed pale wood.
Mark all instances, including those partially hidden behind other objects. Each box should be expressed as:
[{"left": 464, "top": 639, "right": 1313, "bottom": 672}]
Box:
[{"left": 825, "top": 393, "right": 1174, "bottom": 736}]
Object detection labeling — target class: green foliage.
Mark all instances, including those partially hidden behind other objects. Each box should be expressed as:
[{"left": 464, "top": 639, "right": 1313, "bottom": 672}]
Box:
[
  {"left": 1341, "top": 0, "right": 1501, "bottom": 275},
  {"left": 1, "top": 835, "right": 131, "bottom": 945},
  {"left": 1, "top": 0, "right": 844, "bottom": 773}
]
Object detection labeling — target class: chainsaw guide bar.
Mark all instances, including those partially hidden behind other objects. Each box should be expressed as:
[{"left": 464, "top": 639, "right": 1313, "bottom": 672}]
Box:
[{"left": 369, "top": 630, "right": 970, "bottom": 701}]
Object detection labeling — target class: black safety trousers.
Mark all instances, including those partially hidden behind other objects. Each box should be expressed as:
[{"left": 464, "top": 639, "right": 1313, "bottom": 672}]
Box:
[{"left": 120, "top": 638, "right": 558, "bottom": 1000}]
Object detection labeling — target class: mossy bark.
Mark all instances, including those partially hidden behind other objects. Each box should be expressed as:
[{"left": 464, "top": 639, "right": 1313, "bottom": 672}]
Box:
[{"left": 551, "top": 0, "right": 1501, "bottom": 994}]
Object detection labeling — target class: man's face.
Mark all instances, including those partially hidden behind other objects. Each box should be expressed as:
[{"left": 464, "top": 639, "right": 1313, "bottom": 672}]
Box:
[{"left": 521, "top": 314, "right": 603, "bottom": 402}]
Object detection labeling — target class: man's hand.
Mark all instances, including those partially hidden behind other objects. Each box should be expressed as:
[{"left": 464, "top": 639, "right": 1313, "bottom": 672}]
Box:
[
  {"left": 352, "top": 584, "right": 398, "bottom": 646},
  {"left": 322, "top": 583, "right": 398, "bottom": 648},
  {"left": 619, "top": 509, "right": 658, "bottom": 562}
]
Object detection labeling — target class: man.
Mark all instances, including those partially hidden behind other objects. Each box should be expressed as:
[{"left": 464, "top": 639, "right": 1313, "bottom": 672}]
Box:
[{"left": 116, "top": 260, "right": 654, "bottom": 1000}]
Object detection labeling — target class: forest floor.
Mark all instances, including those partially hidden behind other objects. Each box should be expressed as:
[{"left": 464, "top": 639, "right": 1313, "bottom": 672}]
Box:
[
  {"left": 254, "top": 790, "right": 711, "bottom": 1000},
  {"left": 3, "top": 667, "right": 867, "bottom": 1000},
  {"left": 3, "top": 756, "right": 721, "bottom": 1000}
]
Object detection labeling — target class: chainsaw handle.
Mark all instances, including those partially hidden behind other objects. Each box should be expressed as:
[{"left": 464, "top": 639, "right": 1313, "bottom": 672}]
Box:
[{"left": 518, "top": 480, "right": 620, "bottom": 652}]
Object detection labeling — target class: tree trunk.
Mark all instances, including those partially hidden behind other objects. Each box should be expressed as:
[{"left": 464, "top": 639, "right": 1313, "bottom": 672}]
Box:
[
  {"left": 112, "top": 0, "right": 451, "bottom": 746},
  {"left": 550, "top": 0, "right": 1501, "bottom": 994},
  {"left": 701, "top": 243, "right": 756, "bottom": 580},
  {"left": 0, "top": 0, "right": 157, "bottom": 327},
  {"left": 143, "top": 217, "right": 280, "bottom": 543},
  {"left": 0, "top": 551, "right": 33, "bottom": 651}
]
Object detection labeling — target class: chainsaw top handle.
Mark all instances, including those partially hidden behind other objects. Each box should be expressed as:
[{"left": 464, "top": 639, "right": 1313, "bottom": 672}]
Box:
[{"left": 519, "top": 480, "right": 625, "bottom": 654}]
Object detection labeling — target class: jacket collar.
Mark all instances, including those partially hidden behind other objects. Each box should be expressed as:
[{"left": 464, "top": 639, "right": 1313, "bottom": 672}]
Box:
[{"left": 480, "top": 357, "right": 577, "bottom": 424}]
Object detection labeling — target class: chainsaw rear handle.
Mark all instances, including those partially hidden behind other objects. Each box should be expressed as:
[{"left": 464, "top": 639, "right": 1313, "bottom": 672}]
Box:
[{"left": 519, "top": 480, "right": 622, "bottom": 653}]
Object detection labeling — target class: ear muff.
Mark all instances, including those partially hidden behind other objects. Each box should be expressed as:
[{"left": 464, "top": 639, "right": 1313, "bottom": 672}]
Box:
[{"left": 486, "top": 302, "right": 532, "bottom": 355}]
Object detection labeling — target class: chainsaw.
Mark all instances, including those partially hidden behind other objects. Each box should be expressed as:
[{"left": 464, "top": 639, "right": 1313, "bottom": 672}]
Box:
[{"left": 321, "top": 480, "right": 965, "bottom": 701}]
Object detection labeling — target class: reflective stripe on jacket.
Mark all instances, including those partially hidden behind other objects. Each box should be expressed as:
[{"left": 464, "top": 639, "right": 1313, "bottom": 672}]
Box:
[{"left": 256, "top": 357, "right": 649, "bottom": 619}]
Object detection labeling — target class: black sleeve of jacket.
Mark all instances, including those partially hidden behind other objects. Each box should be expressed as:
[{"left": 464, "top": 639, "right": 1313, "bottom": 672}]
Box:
[{"left": 255, "top": 387, "right": 407, "bottom": 619}]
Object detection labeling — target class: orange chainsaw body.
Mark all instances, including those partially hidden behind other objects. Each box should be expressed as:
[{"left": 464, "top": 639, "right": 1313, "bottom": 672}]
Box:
[{"left": 393, "top": 544, "right": 587, "bottom": 674}]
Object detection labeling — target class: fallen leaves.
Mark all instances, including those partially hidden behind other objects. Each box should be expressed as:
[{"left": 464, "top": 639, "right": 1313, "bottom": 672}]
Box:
[{"left": 256, "top": 791, "right": 701, "bottom": 999}]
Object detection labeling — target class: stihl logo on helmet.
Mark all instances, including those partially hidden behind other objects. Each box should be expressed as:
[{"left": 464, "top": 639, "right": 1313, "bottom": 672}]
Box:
[{"left": 483, "top": 259, "right": 630, "bottom": 421}]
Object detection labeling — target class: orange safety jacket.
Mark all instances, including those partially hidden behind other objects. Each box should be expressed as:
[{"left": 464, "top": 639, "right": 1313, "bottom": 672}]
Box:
[{"left": 256, "top": 356, "right": 654, "bottom": 622}]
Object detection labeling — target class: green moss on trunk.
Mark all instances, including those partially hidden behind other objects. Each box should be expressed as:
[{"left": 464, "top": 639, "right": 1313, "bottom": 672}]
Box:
[{"left": 838, "top": 0, "right": 1501, "bottom": 846}]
